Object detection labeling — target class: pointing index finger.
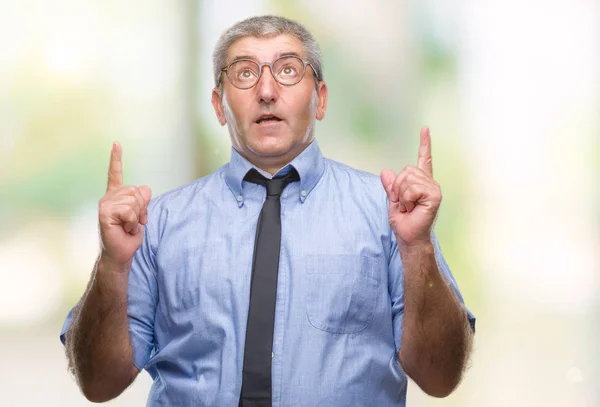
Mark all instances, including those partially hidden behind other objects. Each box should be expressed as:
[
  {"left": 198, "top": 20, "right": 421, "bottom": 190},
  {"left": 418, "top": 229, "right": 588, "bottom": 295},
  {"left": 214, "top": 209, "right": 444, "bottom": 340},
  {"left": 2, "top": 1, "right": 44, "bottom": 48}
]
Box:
[
  {"left": 107, "top": 141, "right": 123, "bottom": 192},
  {"left": 417, "top": 126, "right": 433, "bottom": 177}
]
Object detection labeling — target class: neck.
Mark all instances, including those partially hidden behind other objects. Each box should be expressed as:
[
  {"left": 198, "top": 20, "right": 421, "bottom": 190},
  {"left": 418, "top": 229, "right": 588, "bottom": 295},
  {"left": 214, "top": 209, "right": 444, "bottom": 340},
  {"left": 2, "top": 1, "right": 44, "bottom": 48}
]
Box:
[
  {"left": 241, "top": 143, "right": 312, "bottom": 176},
  {"left": 261, "top": 165, "right": 286, "bottom": 176},
  {"left": 244, "top": 153, "right": 296, "bottom": 176}
]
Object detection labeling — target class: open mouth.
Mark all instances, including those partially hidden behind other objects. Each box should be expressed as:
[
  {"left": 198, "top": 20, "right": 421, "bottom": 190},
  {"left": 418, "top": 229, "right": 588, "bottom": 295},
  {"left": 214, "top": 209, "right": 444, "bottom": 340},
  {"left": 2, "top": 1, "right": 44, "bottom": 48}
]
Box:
[{"left": 255, "top": 115, "right": 283, "bottom": 124}]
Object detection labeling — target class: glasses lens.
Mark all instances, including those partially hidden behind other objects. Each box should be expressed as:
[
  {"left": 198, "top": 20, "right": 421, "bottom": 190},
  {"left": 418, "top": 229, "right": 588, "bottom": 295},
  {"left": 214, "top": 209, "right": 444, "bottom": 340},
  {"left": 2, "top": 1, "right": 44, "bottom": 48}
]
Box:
[
  {"left": 273, "top": 57, "right": 305, "bottom": 85},
  {"left": 228, "top": 60, "right": 259, "bottom": 88}
]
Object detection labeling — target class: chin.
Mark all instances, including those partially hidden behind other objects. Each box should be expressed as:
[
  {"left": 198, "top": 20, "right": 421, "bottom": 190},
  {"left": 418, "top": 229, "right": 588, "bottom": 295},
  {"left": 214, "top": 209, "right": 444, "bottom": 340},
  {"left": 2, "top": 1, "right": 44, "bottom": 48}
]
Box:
[
  {"left": 250, "top": 143, "right": 294, "bottom": 158},
  {"left": 248, "top": 135, "right": 297, "bottom": 157}
]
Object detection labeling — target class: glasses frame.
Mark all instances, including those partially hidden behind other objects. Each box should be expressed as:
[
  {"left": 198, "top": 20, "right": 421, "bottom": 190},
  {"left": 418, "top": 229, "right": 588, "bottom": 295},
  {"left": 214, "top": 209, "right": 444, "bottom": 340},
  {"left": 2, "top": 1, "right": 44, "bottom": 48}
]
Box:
[{"left": 221, "top": 55, "right": 319, "bottom": 90}]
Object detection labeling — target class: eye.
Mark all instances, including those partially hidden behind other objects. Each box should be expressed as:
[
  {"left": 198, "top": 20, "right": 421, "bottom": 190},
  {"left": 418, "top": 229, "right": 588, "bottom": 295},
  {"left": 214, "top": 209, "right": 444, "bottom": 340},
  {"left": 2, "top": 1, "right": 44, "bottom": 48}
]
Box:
[
  {"left": 238, "top": 70, "right": 256, "bottom": 80},
  {"left": 280, "top": 65, "right": 298, "bottom": 76}
]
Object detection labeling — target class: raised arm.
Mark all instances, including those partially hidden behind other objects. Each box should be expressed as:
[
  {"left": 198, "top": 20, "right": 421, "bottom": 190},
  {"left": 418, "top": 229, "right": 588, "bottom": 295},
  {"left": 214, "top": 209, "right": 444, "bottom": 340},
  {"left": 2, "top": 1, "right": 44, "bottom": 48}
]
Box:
[
  {"left": 380, "top": 127, "right": 473, "bottom": 397},
  {"left": 64, "top": 142, "right": 152, "bottom": 402}
]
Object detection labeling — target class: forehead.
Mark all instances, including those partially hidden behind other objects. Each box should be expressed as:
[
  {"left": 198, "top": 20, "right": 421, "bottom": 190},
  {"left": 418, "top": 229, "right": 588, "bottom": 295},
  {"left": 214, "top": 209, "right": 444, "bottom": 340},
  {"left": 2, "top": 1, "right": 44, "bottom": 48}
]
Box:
[{"left": 227, "top": 34, "right": 305, "bottom": 63}]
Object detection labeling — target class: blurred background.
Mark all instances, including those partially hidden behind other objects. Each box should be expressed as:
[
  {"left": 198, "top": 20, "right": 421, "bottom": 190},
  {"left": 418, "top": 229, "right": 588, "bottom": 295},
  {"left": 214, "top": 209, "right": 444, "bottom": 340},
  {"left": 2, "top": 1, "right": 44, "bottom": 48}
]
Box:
[{"left": 0, "top": 0, "right": 598, "bottom": 405}]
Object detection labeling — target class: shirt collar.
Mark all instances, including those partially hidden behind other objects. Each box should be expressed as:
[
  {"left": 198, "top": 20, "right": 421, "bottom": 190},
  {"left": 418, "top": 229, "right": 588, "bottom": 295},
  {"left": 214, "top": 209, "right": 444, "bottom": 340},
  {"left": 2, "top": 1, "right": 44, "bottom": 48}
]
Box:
[{"left": 224, "top": 139, "right": 325, "bottom": 207}]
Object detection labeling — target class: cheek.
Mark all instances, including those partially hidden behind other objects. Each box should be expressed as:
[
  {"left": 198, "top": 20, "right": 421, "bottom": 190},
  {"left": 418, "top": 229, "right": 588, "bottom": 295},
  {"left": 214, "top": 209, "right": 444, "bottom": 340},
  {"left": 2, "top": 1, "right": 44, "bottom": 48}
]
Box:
[
  {"left": 285, "top": 92, "right": 315, "bottom": 122},
  {"left": 298, "top": 97, "right": 317, "bottom": 125},
  {"left": 225, "top": 93, "right": 253, "bottom": 124}
]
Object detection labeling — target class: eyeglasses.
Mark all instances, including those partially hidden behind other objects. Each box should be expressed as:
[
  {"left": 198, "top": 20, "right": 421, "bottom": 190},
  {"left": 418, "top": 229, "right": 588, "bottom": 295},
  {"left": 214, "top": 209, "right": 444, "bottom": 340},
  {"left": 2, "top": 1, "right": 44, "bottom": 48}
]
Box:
[{"left": 221, "top": 55, "right": 318, "bottom": 89}]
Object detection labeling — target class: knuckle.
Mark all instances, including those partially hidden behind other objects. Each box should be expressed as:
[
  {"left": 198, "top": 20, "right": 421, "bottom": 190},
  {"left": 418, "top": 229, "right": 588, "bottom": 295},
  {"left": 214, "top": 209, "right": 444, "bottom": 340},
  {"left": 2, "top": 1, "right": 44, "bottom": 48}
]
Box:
[
  {"left": 98, "top": 212, "right": 109, "bottom": 224},
  {"left": 123, "top": 215, "right": 137, "bottom": 225},
  {"left": 124, "top": 206, "right": 138, "bottom": 218},
  {"left": 98, "top": 199, "right": 110, "bottom": 213},
  {"left": 124, "top": 195, "right": 137, "bottom": 205},
  {"left": 406, "top": 185, "right": 418, "bottom": 198}
]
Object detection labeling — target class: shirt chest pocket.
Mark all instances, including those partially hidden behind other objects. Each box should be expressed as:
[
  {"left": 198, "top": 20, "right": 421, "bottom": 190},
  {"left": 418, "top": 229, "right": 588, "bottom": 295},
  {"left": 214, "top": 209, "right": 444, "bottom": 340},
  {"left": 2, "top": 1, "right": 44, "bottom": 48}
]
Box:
[{"left": 304, "top": 254, "right": 382, "bottom": 334}]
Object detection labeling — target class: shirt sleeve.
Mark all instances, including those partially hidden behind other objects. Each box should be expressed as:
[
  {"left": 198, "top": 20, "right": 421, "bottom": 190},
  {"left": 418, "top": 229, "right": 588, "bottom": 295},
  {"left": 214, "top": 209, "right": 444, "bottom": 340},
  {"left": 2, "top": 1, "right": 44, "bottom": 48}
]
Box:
[
  {"left": 127, "top": 218, "right": 159, "bottom": 371},
  {"left": 59, "top": 308, "right": 75, "bottom": 345},
  {"left": 389, "top": 231, "right": 476, "bottom": 352},
  {"left": 58, "top": 208, "right": 159, "bottom": 372}
]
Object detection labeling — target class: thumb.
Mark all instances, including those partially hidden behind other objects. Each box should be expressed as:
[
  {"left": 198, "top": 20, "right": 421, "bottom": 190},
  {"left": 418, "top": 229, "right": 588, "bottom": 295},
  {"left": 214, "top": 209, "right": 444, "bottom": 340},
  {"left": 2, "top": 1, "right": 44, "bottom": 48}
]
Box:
[
  {"left": 139, "top": 185, "right": 152, "bottom": 205},
  {"left": 380, "top": 169, "right": 395, "bottom": 201},
  {"left": 138, "top": 185, "right": 152, "bottom": 226}
]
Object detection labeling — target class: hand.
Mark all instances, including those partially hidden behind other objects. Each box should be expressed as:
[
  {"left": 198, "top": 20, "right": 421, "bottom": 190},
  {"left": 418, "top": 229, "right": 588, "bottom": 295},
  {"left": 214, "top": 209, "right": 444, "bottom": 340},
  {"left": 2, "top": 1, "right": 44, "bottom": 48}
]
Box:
[
  {"left": 98, "top": 142, "right": 152, "bottom": 267},
  {"left": 380, "top": 127, "right": 442, "bottom": 249}
]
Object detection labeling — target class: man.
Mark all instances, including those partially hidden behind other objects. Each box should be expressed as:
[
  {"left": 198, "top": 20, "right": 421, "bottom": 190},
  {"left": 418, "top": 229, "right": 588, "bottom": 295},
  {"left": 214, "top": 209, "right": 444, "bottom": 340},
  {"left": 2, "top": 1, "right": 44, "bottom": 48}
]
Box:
[{"left": 61, "top": 15, "right": 475, "bottom": 406}]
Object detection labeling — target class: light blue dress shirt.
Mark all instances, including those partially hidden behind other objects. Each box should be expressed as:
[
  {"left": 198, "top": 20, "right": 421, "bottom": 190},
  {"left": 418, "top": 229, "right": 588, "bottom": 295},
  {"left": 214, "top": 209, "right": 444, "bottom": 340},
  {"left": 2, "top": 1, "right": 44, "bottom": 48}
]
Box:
[{"left": 61, "top": 139, "right": 475, "bottom": 406}]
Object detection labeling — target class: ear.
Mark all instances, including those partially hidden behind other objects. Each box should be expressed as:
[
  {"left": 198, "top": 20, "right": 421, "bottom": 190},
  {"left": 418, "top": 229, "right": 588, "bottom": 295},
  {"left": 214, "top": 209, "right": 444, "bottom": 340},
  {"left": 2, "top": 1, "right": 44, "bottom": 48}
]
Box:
[
  {"left": 315, "top": 81, "right": 328, "bottom": 121},
  {"left": 211, "top": 88, "right": 227, "bottom": 126}
]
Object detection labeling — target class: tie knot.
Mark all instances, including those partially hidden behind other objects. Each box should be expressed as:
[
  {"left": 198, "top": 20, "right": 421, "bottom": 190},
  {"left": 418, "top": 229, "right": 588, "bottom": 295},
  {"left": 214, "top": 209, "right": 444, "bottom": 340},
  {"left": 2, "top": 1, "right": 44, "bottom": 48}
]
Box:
[{"left": 244, "top": 168, "right": 300, "bottom": 197}]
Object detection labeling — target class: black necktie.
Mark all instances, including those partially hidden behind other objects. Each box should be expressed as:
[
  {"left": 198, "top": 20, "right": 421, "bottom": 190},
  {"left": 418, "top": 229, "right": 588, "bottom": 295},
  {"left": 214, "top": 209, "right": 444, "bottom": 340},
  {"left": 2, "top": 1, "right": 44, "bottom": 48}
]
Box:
[{"left": 239, "top": 168, "right": 300, "bottom": 407}]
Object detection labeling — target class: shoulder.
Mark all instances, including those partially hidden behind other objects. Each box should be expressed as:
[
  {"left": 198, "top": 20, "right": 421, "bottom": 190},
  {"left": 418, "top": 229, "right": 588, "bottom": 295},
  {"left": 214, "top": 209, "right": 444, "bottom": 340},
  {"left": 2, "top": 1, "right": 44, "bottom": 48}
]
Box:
[
  {"left": 323, "top": 158, "right": 386, "bottom": 194},
  {"left": 146, "top": 166, "right": 226, "bottom": 214},
  {"left": 321, "top": 157, "right": 389, "bottom": 214},
  {"left": 321, "top": 157, "right": 395, "bottom": 253}
]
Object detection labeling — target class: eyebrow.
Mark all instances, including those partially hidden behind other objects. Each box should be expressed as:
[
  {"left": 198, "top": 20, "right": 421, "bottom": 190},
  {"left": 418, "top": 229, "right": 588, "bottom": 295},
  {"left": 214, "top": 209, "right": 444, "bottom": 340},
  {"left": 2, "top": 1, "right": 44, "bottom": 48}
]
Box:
[{"left": 228, "top": 51, "right": 303, "bottom": 65}]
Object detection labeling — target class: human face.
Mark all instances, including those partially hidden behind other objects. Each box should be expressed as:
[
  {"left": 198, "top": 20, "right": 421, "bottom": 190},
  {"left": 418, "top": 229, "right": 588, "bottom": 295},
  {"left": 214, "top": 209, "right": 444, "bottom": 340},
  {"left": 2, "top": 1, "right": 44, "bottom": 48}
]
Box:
[{"left": 212, "top": 35, "right": 328, "bottom": 174}]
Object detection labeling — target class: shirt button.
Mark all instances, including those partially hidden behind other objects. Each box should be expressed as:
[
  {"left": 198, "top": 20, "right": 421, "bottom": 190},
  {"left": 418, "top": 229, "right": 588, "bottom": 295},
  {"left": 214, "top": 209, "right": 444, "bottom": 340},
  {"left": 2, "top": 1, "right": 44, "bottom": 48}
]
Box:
[
  {"left": 237, "top": 195, "right": 243, "bottom": 202},
  {"left": 301, "top": 190, "right": 307, "bottom": 197},
  {"left": 272, "top": 352, "right": 274, "bottom": 358}
]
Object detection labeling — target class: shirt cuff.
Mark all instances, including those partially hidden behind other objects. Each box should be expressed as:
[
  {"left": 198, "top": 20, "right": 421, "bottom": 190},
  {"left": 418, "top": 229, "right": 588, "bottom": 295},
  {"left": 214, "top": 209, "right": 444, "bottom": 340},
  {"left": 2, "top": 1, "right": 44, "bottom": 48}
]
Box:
[
  {"left": 59, "top": 308, "right": 75, "bottom": 345},
  {"left": 129, "top": 327, "right": 154, "bottom": 371}
]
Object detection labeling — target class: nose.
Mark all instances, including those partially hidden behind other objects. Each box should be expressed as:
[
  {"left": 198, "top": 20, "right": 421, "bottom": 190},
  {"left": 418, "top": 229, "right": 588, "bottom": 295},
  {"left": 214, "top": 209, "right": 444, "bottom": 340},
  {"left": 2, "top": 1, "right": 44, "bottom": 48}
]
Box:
[{"left": 256, "top": 65, "right": 279, "bottom": 104}]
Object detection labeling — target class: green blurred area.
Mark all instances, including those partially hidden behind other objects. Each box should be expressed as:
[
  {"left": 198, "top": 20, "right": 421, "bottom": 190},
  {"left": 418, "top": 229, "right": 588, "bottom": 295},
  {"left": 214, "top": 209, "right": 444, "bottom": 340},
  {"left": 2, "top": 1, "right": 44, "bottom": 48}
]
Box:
[{"left": 0, "top": 0, "right": 484, "bottom": 338}]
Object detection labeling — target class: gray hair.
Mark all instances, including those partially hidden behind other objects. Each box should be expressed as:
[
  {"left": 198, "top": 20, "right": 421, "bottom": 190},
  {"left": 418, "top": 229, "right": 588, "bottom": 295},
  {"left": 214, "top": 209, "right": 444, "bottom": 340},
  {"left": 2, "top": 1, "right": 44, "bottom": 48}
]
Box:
[{"left": 212, "top": 15, "right": 323, "bottom": 90}]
